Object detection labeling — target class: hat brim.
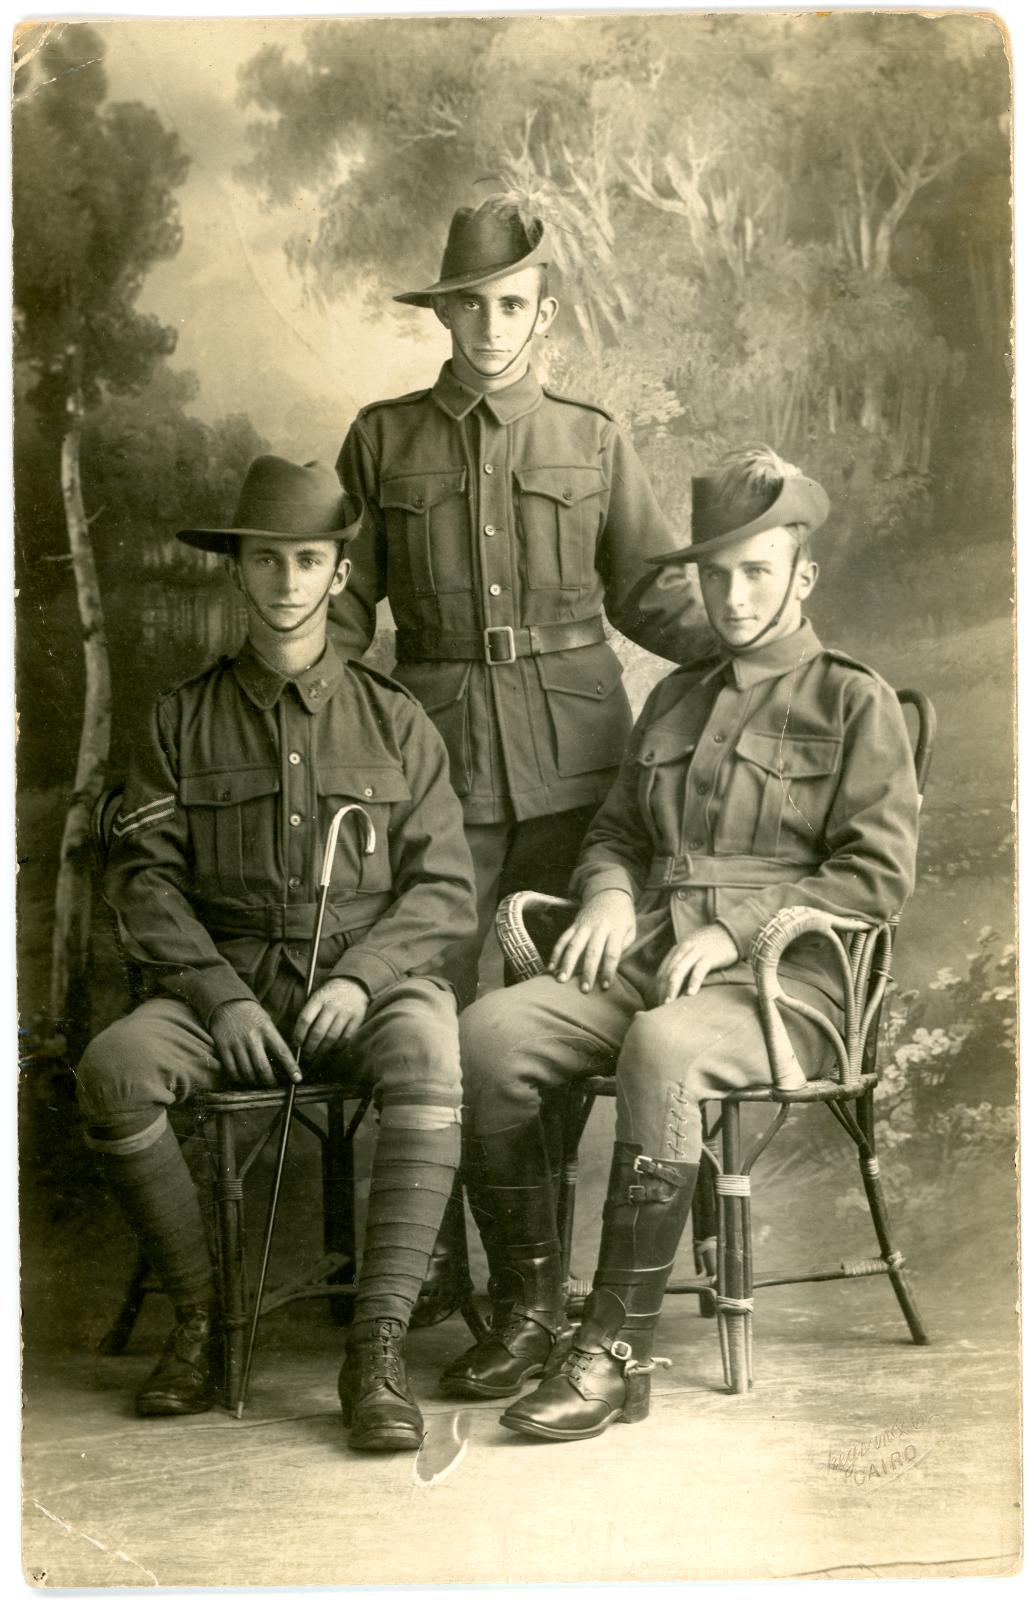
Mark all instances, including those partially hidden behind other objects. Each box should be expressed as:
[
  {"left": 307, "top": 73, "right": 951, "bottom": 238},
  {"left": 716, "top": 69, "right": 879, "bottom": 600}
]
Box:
[
  {"left": 393, "top": 232, "right": 552, "bottom": 308},
  {"left": 176, "top": 507, "right": 366, "bottom": 557},
  {"left": 647, "top": 476, "right": 830, "bottom": 565}
]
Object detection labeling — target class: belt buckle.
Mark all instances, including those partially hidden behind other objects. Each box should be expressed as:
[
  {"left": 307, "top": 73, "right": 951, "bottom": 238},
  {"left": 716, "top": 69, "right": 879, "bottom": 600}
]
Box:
[{"left": 484, "top": 624, "right": 516, "bottom": 665}]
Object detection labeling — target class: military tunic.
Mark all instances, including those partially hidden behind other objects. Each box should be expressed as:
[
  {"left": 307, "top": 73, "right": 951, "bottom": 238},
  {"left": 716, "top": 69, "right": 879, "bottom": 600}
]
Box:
[
  {"left": 334, "top": 363, "right": 713, "bottom": 826},
  {"left": 460, "top": 621, "right": 920, "bottom": 1156},
  {"left": 103, "top": 641, "right": 477, "bottom": 1022}
]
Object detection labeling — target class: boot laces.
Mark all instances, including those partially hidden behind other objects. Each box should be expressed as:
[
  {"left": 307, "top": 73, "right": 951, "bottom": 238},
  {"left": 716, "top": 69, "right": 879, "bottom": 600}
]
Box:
[{"left": 363, "top": 1322, "right": 404, "bottom": 1382}]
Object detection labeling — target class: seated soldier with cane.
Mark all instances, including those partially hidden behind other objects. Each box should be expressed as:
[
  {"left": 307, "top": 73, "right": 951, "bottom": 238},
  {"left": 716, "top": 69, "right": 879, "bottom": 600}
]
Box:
[
  {"left": 448, "top": 444, "right": 920, "bottom": 1442},
  {"left": 76, "top": 456, "right": 476, "bottom": 1453}
]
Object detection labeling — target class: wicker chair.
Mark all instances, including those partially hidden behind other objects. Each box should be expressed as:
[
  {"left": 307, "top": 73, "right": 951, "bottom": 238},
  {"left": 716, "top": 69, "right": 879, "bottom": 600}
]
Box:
[
  {"left": 89, "top": 785, "right": 486, "bottom": 1411},
  {"left": 495, "top": 689, "right": 935, "bottom": 1393}
]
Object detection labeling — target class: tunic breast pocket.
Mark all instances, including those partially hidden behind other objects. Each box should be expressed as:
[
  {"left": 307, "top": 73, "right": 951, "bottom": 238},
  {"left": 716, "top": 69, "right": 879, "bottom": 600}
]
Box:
[
  {"left": 729, "top": 731, "right": 842, "bottom": 857},
  {"left": 634, "top": 730, "right": 696, "bottom": 845},
  {"left": 316, "top": 764, "right": 412, "bottom": 895},
  {"left": 178, "top": 767, "right": 280, "bottom": 902},
  {"left": 379, "top": 469, "right": 469, "bottom": 597},
  {"left": 515, "top": 465, "right": 606, "bottom": 591}
]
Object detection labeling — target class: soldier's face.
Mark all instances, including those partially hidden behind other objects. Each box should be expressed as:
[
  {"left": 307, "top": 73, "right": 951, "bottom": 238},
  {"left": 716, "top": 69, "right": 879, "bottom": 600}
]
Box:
[
  {"left": 699, "top": 527, "right": 817, "bottom": 650},
  {"left": 435, "top": 268, "right": 558, "bottom": 383},
  {"left": 232, "top": 538, "right": 351, "bottom": 634}
]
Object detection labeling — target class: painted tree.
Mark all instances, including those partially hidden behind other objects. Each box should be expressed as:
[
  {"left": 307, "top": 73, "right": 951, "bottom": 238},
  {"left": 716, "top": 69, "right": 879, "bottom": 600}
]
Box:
[
  {"left": 238, "top": 12, "right": 1009, "bottom": 564},
  {"left": 13, "top": 24, "right": 190, "bottom": 1047}
]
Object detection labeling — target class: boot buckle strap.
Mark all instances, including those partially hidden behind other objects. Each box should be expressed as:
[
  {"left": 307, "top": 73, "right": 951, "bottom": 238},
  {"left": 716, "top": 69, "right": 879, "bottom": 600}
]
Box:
[
  {"left": 609, "top": 1338, "right": 633, "bottom": 1362},
  {"left": 630, "top": 1152, "right": 687, "bottom": 1190}
]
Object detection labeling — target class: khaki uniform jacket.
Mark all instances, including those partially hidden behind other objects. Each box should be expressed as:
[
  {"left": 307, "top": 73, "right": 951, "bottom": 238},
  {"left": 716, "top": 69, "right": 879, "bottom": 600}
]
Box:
[
  {"left": 570, "top": 621, "right": 920, "bottom": 1005},
  {"left": 334, "top": 363, "right": 714, "bottom": 825},
  {"left": 104, "top": 642, "right": 477, "bottom": 1027}
]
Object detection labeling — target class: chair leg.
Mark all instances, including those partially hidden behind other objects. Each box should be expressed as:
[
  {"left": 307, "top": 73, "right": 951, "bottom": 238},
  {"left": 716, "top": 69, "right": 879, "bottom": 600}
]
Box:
[
  {"left": 856, "top": 1093, "right": 929, "bottom": 1345},
  {"left": 716, "top": 1104, "right": 753, "bottom": 1393},
  {"left": 98, "top": 1250, "right": 155, "bottom": 1356},
  {"left": 557, "top": 1083, "right": 596, "bottom": 1297},
  {"left": 214, "top": 1110, "right": 247, "bottom": 1411},
  {"left": 692, "top": 1149, "right": 719, "bottom": 1319},
  {"left": 322, "top": 1097, "right": 357, "bottom": 1328}
]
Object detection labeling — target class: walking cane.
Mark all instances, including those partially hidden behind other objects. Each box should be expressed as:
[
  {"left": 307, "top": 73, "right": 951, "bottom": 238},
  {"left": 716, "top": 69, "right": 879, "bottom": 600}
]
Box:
[{"left": 235, "top": 802, "right": 377, "bottom": 1419}]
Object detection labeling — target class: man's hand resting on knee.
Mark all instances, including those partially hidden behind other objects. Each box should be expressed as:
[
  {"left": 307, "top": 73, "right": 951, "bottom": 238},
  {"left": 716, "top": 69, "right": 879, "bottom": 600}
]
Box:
[
  {"left": 210, "top": 1000, "right": 301, "bottom": 1087},
  {"left": 655, "top": 924, "right": 739, "bottom": 1004},
  {"left": 548, "top": 888, "right": 637, "bottom": 993},
  {"left": 292, "top": 979, "right": 370, "bottom": 1066}
]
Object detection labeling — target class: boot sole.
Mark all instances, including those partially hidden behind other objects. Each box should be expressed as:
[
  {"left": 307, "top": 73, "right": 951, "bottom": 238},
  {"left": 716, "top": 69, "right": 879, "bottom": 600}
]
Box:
[
  {"left": 348, "top": 1426, "right": 423, "bottom": 1452},
  {"left": 439, "top": 1365, "right": 544, "bottom": 1400},
  {"left": 498, "top": 1407, "right": 627, "bottom": 1443},
  {"left": 136, "top": 1393, "right": 216, "bottom": 1418}
]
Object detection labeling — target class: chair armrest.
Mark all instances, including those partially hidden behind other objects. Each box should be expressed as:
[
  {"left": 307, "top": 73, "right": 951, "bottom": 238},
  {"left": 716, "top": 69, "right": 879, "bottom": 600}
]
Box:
[
  {"left": 750, "top": 906, "right": 891, "bottom": 1091},
  {"left": 496, "top": 892, "right": 578, "bottom": 983}
]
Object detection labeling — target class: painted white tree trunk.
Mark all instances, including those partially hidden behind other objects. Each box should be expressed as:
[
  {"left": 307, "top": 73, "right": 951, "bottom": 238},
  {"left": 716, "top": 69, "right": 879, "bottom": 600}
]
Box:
[{"left": 48, "top": 388, "right": 111, "bottom": 1046}]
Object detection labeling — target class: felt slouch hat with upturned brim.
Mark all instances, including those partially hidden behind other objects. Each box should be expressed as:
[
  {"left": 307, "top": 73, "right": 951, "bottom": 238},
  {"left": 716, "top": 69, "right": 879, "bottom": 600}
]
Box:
[
  {"left": 177, "top": 456, "right": 365, "bottom": 556},
  {"left": 649, "top": 453, "right": 830, "bottom": 566},
  {"left": 394, "top": 197, "right": 552, "bottom": 308}
]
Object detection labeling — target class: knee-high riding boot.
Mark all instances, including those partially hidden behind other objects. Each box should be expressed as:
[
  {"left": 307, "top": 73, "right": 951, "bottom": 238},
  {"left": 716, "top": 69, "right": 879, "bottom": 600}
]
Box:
[
  {"left": 501, "top": 1142, "right": 697, "bottom": 1441},
  {"left": 441, "top": 1118, "right": 570, "bottom": 1398}
]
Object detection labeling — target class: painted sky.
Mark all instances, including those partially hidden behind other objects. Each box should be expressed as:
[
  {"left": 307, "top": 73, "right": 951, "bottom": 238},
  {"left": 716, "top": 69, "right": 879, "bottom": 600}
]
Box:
[{"left": 100, "top": 18, "right": 450, "bottom": 465}]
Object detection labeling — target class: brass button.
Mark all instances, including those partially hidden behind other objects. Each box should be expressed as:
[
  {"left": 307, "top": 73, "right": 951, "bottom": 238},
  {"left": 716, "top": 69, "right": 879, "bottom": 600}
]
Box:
[
  {"left": 713, "top": 732, "right": 726, "bottom": 744},
  {"left": 562, "top": 488, "right": 573, "bottom": 500},
  {"left": 364, "top": 786, "right": 374, "bottom": 798},
  {"left": 696, "top": 781, "right": 708, "bottom": 795},
  {"left": 308, "top": 687, "right": 320, "bottom": 699},
  {"left": 489, "top": 583, "right": 502, "bottom": 596},
  {"left": 220, "top": 788, "right": 231, "bottom": 801},
  {"left": 688, "top": 839, "right": 703, "bottom": 850},
  {"left": 414, "top": 494, "right": 424, "bottom": 509},
  {"left": 484, "top": 524, "right": 496, "bottom": 537},
  {"left": 288, "top": 875, "right": 302, "bottom": 890},
  {"left": 644, "top": 749, "right": 655, "bottom": 761},
  {"left": 289, "top": 813, "right": 302, "bottom": 827},
  {"left": 675, "top": 889, "right": 689, "bottom": 901},
  {"left": 596, "top": 682, "right": 604, "bottom": 695},
  {"left": 288, "top": 752, "right": 301, "bottom": 766},
  {"left": 484, "top": 463, "right": 494, "bottom": 475}
]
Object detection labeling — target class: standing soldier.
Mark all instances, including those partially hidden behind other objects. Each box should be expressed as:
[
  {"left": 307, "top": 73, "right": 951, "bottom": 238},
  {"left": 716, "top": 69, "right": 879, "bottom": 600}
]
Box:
[
  {"left": 334, "top": 195, "right": 715, "bottom": 1007},
  {"left": 76, "top": 457, "right": 477, "bottom": 1452}
]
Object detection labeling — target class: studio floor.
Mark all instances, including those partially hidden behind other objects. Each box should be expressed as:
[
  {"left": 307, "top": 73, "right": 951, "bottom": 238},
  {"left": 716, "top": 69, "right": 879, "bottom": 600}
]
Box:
[{"left": 20, "top": 1105, "right": 1022, "bottom": 1590}]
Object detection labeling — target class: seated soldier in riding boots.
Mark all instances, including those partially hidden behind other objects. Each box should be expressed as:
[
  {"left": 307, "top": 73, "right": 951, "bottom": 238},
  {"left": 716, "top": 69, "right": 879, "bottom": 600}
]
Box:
[
  {"left": 447, "top": 444, "right": 920, "bottom": 1442},
  {"left": 76, "top": 456, "right": 476, "bottom": 1453}
]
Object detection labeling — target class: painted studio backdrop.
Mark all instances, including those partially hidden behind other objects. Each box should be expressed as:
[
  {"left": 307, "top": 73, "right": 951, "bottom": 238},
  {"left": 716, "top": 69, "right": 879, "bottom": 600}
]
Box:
[{"left": 14, "top": 12, "right": 1017, "bottom": 1588}]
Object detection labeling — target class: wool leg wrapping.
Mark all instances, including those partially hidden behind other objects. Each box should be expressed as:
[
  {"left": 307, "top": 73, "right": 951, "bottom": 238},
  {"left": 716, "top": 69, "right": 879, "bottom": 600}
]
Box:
[
  {"left": 352, "top": 1120, "right": 461, "bottom": 1334},
  {"left": 89, "top": 1118, "right": 214, "bottom": 1308}
]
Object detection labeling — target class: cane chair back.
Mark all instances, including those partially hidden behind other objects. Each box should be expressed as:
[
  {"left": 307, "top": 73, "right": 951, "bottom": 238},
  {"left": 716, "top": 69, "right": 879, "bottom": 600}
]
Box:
[{"left": 495, "top": 688, "right": 935, "bottom": 1390}]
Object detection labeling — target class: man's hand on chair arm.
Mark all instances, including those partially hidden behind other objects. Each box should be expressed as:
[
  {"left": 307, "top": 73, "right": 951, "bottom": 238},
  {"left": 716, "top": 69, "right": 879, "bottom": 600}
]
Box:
[{"left": 548, "top": 888, "right": 637, "bottom": 992}]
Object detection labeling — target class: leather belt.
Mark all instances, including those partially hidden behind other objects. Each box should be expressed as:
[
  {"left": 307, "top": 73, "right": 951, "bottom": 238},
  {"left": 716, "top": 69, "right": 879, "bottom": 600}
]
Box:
[
  {"left": 646, "top": 854, "right": 823, "bottom": 890},
  {"left": 395, "top": 614, "right": 606, "bottom": 665},
  {"left": 198, "top": 895, "right": 394, "bottom": 942}
]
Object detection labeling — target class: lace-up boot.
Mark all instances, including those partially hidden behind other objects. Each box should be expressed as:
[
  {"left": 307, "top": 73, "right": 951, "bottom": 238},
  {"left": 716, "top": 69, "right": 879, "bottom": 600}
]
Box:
[
  {"left": 338, "top": 1320, "right": 423, "bottom": 1451},
  {"left": 136, "top": 1302, "right": 219, "bottom": 1417}
]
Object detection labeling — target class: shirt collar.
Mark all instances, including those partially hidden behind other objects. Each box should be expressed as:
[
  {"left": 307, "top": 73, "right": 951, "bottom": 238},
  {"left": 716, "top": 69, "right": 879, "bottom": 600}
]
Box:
[
  {"left": 721, "top": 619, "right": 824, "bottom": 689},
  {"left": 232, "top": 639, "right": 346, "bottom": 714},
  {"left": 431, "top": 361, "right": 544, "bottom": 425}
]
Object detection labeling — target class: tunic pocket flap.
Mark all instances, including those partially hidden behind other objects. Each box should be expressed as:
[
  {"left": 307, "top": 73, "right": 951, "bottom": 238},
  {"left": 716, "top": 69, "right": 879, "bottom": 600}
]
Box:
[
  {"left": 379, "top": 469, "right": 466, "bottom": 512},
  {"left": 316, "top": 764, "right": 411, "bottom": 804},
  {"left": 634, "top": 727, "right": 696, "bottom": 767},
  {"left": 536, "top": 643, "right": 624, "bottom": 700},
  {"left": 179, "top": 768, "right": 279, "bottom": 806},
  {"left": 735, "top": 731, "right": 841, "bottom": 778},
  {"left": 515, "top": 465, "right": 606, "bottom": 504}
]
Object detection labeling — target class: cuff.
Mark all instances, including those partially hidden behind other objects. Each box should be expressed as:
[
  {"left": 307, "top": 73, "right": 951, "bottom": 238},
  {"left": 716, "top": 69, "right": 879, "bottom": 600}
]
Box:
[
  {"left": 330, "top": 946, "right": 403, "bottom": 998},
  {"left": 714, "top": 906, "right": 759, "bottom": 961},
  {"left": 572, "top": 864, "right": 639, "bottom": 902},
  {"left": 173, "top": 967, "right": 258, "bottom": 1030}
]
